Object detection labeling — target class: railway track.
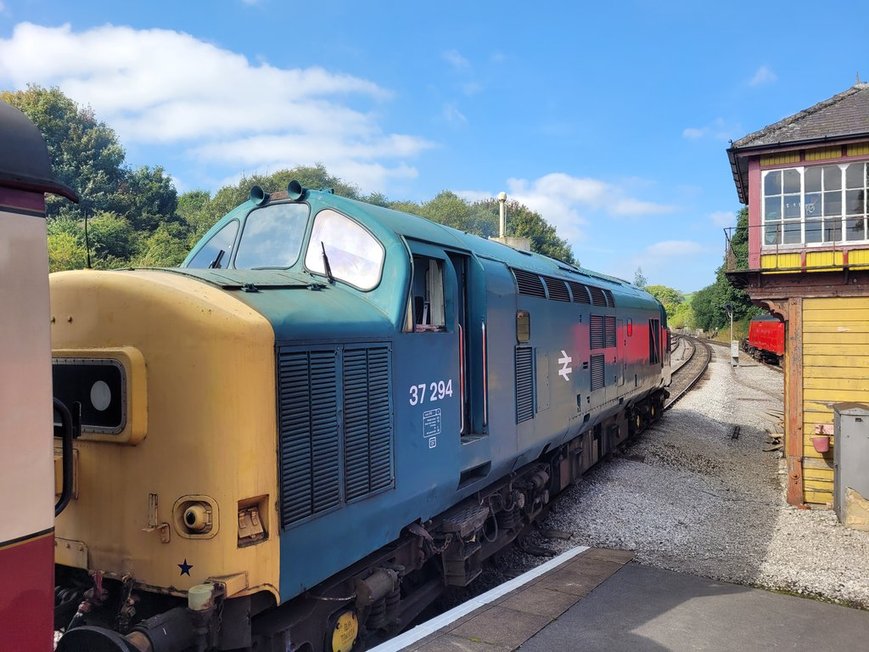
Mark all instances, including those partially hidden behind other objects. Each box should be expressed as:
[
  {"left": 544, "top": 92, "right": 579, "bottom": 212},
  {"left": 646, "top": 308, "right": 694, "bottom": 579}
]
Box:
[{"left": 664, "top": 336, "right": 711, "bottom": 410}]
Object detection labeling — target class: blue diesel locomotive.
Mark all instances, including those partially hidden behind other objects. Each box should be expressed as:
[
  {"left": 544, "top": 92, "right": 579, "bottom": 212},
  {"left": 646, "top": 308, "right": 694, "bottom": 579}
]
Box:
[{"left": 53, "top": 183, "right": 670, "bottom": 651}]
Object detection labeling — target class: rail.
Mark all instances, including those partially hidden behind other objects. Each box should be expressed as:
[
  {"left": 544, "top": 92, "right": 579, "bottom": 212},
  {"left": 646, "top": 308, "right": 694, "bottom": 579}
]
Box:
[{"left": 664, "top": 336, "right": 711, "bottom": 410}]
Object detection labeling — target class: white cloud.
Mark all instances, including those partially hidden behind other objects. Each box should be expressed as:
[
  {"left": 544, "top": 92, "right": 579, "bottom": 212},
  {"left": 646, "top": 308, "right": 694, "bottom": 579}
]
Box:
[
  {"left": 442, "top": 49, "right": 470, "bottom": 70},
  {"left": 0, "top": 22, "right": 430, "bottom": 192},
  {"left": 682, "top": 117, "right": 741, "bottom": 142},
  {"left": 501, "top": 172, "right": 674, "bottom": 248},
  {"left": 462, "top": 81, "right": 483, "bottom": 96},
  {"left": 454, "top": 189, "right": 492, "bottom": 203},
  {"left": 709, "top": 210, "right": 735, "bottom": 227},
  {"left": 442, "top": 102, "right": 468, "bottom": 125},
  {"left": 750, "top": 65, "right": 777, "bottom": 87},
  {"left": 645, "top": 240, "right": 705, "bottom": 257}
]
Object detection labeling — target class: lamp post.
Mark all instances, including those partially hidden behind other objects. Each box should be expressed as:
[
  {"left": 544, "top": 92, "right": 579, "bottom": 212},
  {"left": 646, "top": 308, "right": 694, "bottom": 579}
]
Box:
[
  {"left": 725, "top": 303, "right": 738, "bottom": 367},
  {"left": 497, "top": 192, "right": 507, "bottom": 238}
]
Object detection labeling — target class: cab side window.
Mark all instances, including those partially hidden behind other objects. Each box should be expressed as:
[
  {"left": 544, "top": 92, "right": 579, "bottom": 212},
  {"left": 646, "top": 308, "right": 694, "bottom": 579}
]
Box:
[
  {"left": 186, "top": 221, "right": 239, "bottom": 269},
  {"left": 304, "top": 209, "right": 384, "bottom": 289},
  {"left": 405, "top": 256, "right": 445, "bottom": 332}
]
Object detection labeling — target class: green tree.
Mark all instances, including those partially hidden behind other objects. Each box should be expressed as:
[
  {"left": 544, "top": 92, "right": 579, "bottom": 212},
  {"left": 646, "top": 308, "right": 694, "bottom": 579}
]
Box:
[
  {"left": 200, "top": 164, "right": 362, "bottom": 235},
  {"left": 3, "top": 86, "right": 181, "bottom": 268},
  {"left": 645, "top": 284, "right": 684, "bottom": 315},
  {"left": 87, "top": 212, "right": 137, "bottom": 262},
  {"left": 730, "top": 206, "right": 750, "bottom": 269},
  {"left": 114, "top": 165, "right": 179, "bottom": 233},
  {"left": 0, "top": 86, "right": 125, "bottom": 219},
  {"left": 177, "top": 190, "right": 215, "bottom": 242},
  {"left": 668, "top": 301, "right": 695, "bottom": 329},
  {"left": 134, "top": 223, "right": 191, "bottom": 267},
  {"left": 471, "top": 198, "right": 576, "bottom": 264},
  {"left": 47, "top": 231, "right": 87, "bottom": 272}
]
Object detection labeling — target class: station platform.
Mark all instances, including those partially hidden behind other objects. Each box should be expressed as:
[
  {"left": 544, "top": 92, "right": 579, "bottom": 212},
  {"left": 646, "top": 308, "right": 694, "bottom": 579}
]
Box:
[{"left": 372, "top": 546, "right": 869, "bottom": 651}]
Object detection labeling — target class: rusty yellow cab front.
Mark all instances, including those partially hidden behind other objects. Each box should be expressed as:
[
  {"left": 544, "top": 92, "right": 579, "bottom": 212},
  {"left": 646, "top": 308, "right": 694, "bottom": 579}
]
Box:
[{"left": 51, "top": 269, "right": 280, "bottom": 605}]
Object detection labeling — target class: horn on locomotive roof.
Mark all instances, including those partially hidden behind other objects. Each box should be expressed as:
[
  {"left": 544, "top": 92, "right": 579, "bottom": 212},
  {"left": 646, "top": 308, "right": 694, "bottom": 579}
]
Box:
[
  {"left": 287, "top": 179, "right": 307, "bottom": 201},
  {"left": 249, "top": 185, "right": 269, "bottom": 206}
]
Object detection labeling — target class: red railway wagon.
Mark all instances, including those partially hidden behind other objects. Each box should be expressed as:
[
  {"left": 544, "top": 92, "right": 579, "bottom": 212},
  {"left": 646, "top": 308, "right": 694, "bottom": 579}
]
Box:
[
  {"left": 0, "top": 101, "right": 77, "bottom": 649},
  {"left": 744, "top": 315, "right": 784, "bottom": 365}
]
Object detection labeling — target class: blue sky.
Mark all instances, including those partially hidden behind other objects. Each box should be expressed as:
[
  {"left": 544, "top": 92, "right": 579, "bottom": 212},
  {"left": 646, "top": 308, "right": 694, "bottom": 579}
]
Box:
[{"left": 1, "top": 1, "right": 868, "bottom": 291}]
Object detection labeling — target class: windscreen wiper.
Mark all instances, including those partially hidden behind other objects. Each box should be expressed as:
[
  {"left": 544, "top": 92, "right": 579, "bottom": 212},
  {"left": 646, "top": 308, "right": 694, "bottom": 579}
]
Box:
[
  {"left": 321, "top": 242, "right": 334, "bottom": 283},
  {"left": 208, "top": 249, "right": 225, "bottom": 269}
]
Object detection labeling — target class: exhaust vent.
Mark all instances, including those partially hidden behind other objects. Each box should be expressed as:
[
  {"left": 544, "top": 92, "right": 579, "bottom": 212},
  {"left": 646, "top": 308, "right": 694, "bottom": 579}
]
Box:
[
  {"left": 568, "top": 281, "right": 591, "bottom": 304},
  {"left": 511, "top": 268, "right": 546, "bottom": 298},
  {"left": 543, "top": 276, "right": 570, "bottom": 302}
]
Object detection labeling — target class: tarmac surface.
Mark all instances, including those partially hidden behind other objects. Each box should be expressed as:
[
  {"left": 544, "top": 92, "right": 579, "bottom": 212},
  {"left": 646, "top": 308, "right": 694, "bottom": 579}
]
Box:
[{"left": 374, "top": 547, "right": 869, "bottom": 652}]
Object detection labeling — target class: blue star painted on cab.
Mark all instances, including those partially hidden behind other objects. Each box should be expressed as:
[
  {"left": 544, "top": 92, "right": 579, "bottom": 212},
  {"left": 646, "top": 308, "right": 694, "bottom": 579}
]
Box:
[{"left": 178, "top": 559, "right": 192, "bottom": 576}]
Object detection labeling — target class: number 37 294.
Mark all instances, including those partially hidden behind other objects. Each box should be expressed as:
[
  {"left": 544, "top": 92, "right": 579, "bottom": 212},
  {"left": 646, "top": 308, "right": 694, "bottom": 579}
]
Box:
[{"left": 408, "top": 379, "right": 454, "bottom": 406}]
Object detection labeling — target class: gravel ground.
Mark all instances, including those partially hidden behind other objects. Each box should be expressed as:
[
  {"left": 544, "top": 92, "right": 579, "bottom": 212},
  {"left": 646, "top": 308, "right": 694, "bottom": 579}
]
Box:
[{"left": 481, "top": 345, "right": 869, "bottom": 609}]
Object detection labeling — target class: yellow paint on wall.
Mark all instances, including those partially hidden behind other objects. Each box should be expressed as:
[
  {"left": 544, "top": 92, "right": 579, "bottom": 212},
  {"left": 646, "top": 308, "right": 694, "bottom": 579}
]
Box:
[
  {"left": 761, "top": 252, "right": 801, "bottom": 271},
  {"left": 761, "top": 153, "right": 800, "bottom": 166},
  {"left": 805, "top": 491, "right": 833, "bottom": 505},
  {"left": 804, "top": 366, "right": 869, "bottom": 379},
  {"left": 804, "top": 467, "right": 834, "bottom": 481},
  {"left": 804, "top": 332, "right": 869, "bottom": 345},
  {"left": 805, "top": 297, "right": 869, "bottom": 310},
  {"left": 805, "top": 251, "right": 844, "bottom": 268},
  {"left": 846, "top": 144, "right": 869, "bottom": 156},
  {"left": 804, "top": 354, "right": 869, "bottom": 367},
  {"left": 805, "top": 147, "right": 841, "bottom": 161},
  {"left": 804, "top": 479, "right": 834, "bottom": 492},
  {"left": 848, "top": 248, "right": 869, "bottom": 269},
  {"left": 803, "top": 321, "right": 869, "bottom": 334},
  {"left": 802, "top": 295, "right": 869, "bottom": 506},
  {"left": 804, "top": 377, "right": 869, "bottom": 391},
  {"left": 803, "top": 308, "right": 869, "bottom": 322},
  {"left": 805, "top": 388, "right": 867, "bottom": 401},
  {"left": 803, "top": 443, "right": 834, "bottom": 457}
]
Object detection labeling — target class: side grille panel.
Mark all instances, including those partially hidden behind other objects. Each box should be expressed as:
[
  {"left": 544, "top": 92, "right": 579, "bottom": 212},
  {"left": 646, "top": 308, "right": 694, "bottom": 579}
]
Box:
[
  {"left": 344, "top": 346, "right": 393, "bottom": 501},
  {"left": 278, "top": 344, "right": 393, "bottom": 530},
  {"left": 278, "top": 350, "right": 339, "bottom": 527},
  {"left": 590, "top": 315, "right": 605, "bottom": 349},
  {"left": 590, "top": 354, "right": 605, "bottom": 391},
  {"left": 515, "top": 347, "right": 535, "bottom": 423},
  {"left": 605, "top": 316, "right": 617, "bottom": 348}
]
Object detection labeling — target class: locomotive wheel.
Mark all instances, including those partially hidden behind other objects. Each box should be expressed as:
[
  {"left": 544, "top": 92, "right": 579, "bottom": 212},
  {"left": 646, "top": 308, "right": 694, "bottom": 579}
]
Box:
[{"left": 649, "top": 402, "right": 658, "bottom": 421}]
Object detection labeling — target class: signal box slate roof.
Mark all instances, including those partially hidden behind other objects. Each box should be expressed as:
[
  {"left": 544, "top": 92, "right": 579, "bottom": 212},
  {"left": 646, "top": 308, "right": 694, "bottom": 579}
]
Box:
[{"left": 728, "top": 83, "right": 869, "bottom": 204}]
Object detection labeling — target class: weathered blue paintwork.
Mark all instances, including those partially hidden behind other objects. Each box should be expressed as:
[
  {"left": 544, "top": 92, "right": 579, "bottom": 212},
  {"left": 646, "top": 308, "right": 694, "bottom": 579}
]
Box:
[{"left": 180, "top": 188, "right": 669, "bottom": 601}]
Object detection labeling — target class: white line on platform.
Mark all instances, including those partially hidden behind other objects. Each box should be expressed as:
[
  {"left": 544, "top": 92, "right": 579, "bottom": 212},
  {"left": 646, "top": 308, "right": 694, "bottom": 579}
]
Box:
[{"left": 369, "top": 544, "right": 590, "bottom": 651}]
